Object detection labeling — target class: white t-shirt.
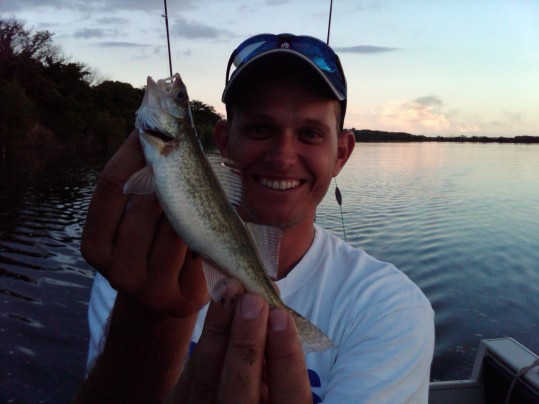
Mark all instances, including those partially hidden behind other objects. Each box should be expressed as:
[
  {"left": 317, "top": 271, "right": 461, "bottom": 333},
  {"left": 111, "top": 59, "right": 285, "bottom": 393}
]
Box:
[{"left": 87, "top": 224, "right": 434, "bottom": 403}]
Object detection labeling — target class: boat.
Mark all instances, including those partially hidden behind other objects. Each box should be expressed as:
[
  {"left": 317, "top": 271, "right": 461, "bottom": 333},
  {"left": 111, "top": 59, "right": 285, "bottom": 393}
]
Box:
[{"left": 429, "top": 338, "right": 539, "bottom": 403}]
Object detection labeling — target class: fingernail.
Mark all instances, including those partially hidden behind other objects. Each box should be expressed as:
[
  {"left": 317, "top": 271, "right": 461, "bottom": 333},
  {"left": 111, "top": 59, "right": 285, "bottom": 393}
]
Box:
[
  {"left": 269, "top": 309, "right": 288, "bottom": 331},
  {"left": 239, "top": 294, "right": 264, "bottom": 319}
]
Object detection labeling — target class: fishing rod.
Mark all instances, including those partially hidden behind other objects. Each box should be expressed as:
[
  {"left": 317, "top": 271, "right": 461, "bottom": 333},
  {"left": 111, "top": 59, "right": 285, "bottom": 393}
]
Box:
[
  {"left": 326, "top": 0, "right": 333, "bottom": 45},
  {"left": 162, "top": 0, "right": 173, "bottom": 76}
]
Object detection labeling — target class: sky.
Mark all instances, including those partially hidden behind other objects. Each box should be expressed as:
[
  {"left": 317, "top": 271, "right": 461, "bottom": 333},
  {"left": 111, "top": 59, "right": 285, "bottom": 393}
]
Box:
[{"left": 2, "top": 0, "right": 538, "bottom": 137}]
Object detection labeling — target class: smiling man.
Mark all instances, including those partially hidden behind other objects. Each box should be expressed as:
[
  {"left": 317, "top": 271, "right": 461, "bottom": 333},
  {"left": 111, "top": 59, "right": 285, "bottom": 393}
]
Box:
[
  {"left": 216, "top": 55, "right": 352, "bottom": 278},
  {"left": 76, "top": 34, "right": 434, "bottom": 403}
]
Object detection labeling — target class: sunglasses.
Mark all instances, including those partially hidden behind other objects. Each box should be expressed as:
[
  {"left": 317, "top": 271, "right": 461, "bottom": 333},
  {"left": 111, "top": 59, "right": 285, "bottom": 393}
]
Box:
[{"left": 225, "top": 33, "right": 347, "bottom": 102}]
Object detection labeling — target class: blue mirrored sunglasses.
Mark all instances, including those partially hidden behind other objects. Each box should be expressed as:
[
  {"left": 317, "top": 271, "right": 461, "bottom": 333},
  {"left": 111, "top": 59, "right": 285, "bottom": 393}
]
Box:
[{"left": 225, "top": 33, "right": 347, "bottom": 100}]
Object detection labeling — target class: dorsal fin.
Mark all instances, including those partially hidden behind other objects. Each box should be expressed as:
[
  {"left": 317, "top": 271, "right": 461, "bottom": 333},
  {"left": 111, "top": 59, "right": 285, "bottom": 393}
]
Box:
[
  {"left": 245, "top": 222, "right": 282, "bottom": 280},
  {"left": 207, "top": 153, "right": 243, "bottom": 207}
]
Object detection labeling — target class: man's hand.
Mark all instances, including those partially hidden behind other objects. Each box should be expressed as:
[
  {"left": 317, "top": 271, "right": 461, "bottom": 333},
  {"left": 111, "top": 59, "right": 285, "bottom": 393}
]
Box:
[
  {"left": 172, "top": 293, "right": 312, "bottom": 403},
  {"left": 81, "top": 130, "right": 208, "bottom": 317}
]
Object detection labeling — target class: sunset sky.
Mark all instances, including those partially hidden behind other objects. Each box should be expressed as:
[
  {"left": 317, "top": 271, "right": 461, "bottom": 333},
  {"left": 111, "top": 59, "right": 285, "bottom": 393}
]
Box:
[{"left": 2, "top": 0, "right": 538, "bottom": 136}]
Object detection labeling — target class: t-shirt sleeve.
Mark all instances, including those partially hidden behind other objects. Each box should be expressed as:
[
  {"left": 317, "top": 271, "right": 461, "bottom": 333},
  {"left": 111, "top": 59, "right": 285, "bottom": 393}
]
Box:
[
  {"left": 323, "top": 304, "right": 434, "bottom": 403},
  {"left": 86, "top": 273, "right": 118, "bottom": 372}
]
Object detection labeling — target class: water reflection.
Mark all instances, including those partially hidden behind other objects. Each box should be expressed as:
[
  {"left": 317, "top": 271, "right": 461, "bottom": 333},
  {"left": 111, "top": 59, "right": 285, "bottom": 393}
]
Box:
[
  {"left": 0, "top": 147, "right": 107, "bottom": 402},
  {"left": 318, "top": 142, "right": 539, "bottom": 382}
]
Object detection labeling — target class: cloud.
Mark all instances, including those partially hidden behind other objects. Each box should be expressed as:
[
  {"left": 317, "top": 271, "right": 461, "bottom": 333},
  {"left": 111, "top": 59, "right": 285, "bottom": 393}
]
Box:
[
  {"left": 96, "top": 41, "right": 153, "bottom": 48},
  {"left": 455, "top": 124, "right": 480, "bottom": 133},
  {"left": 334, "top": 45, "right": 398, "bottom": 54},
  {"left": 414, "top": 95, "right": 443, "bottom": 108},
  {"left": 265, "top": 0, "right": 290, "bottom": 5},
  {"left": 394, "top": 96, "right": 449, "bottom": 130},
  {"left": 73, "top": 28, "right": 119, "bottom": 39},
  {"left": 0, "top": 0, "right": 197, "bottom": 13},
  {"left": 350, "top": 95, "right": 530, "bottom": 136},
  {"left": 489, "top": 111, "right": 526, "bottom": 130},
  {"left": 95, "top": 17, "right": 129, "bottom": 25},
  {"left": 355, "top": 95, "right": 451, "bottom": 134},
  {"left": 170, "top": 17, "right": 233, "bottom": 39},
  {"left": 502, "top": 111, "right": 523, "bottom": 125}
]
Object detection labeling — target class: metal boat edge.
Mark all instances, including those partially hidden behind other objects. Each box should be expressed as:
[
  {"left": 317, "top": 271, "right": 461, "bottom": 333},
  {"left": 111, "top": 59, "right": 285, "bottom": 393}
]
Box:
[{"left": 429, "top": 338, "right": 539, "bottom": 403}]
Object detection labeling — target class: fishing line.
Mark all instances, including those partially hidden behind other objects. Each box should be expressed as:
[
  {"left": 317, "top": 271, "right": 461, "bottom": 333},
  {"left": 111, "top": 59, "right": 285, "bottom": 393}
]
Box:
[
  {"left": 327, "top": 2, "right": 346, "bottom": 241},
  {"left": 334, "top": 177, "right": 347, "bottom": 242}
]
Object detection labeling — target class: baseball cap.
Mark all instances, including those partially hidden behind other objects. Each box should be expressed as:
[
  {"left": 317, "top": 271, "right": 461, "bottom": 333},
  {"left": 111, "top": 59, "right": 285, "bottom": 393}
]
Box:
[{"left": 222, "top": 33, "right": 347, "bottom": 129}]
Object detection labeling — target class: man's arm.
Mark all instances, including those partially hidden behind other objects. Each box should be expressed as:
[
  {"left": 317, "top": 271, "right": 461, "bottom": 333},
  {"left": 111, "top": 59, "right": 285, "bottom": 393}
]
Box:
[
  {"left": 80, "top": 131, "right": 209, "bottom": 318},
  {"left": 75, "top": 294, "right": 198, "bottom": 402},
  {"left": 75, "top": 131, "right": 209, "bottom": 401}
]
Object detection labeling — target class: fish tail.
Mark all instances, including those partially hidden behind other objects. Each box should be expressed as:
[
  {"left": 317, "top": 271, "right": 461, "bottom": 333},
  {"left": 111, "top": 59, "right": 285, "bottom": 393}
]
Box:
[{"left": 288, "top": 308, "right": 335, "bottom": 353}]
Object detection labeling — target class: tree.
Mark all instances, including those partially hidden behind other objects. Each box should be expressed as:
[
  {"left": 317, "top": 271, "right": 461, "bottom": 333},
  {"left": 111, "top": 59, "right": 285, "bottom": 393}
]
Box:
[
  {"left": 0, "top": 78, "right": 36, "bottom": 145},
  {"left": 0, "top": 18, "right": 62, "bottom": 76},
  {"left": 0, "top": 17, "right": 224, "bottom": 151},
  {"left": 191, "top": 100, "right": 222, "bottom": 150}
]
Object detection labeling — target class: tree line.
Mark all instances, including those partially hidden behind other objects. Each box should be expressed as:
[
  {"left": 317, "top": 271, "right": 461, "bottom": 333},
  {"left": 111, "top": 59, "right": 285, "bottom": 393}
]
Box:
[
  {"left": 0, "top": 17, "right": 221, "bottom": 152},
  {"left": 351, "top": 130, "right": 538, "bottom": 144}
]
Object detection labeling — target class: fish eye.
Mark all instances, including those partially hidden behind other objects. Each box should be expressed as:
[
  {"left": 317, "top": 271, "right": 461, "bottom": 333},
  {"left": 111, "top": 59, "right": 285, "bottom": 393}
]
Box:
[{"left": 176, "top": 90, "right": 186, "bottom": 101}]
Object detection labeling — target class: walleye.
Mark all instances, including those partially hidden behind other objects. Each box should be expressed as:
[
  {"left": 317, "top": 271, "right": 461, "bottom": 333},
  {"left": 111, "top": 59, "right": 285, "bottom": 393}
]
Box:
[{"left": 124, "top": 74, "right": 333, "bottom": 352}]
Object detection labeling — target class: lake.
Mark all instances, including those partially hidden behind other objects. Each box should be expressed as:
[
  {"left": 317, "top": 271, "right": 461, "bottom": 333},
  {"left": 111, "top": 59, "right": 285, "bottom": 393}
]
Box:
[{"left": 1, "top": 142, "right": 538, "bottom": 402}]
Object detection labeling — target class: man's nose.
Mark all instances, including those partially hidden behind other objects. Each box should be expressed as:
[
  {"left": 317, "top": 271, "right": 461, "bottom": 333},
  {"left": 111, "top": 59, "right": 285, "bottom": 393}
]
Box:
[{"left": 265, "top": 133, "right": 297, "bottom": 168}]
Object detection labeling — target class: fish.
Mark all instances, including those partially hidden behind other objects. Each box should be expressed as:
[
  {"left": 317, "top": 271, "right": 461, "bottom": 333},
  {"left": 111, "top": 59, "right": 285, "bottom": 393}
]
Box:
[{"left": 123, "top": 73, "right": 333, "bottom": 352}]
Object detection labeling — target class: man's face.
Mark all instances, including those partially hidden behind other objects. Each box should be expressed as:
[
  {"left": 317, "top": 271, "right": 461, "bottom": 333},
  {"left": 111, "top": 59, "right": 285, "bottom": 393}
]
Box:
[{"left": 218, "top": 77, "right": 351, "bottom": 230}]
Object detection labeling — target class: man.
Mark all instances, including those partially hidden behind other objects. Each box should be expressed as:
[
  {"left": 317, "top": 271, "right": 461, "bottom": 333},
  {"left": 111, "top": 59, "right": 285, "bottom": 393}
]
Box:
[{"left": 76, "top": 34, "right": 434, "bottom": 402}]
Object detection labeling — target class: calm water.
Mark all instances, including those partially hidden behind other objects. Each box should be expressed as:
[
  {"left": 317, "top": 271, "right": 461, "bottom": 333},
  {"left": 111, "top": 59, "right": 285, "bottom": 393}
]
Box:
[{"left": 1, "top": 142, "right": 538, "bottom": 401}]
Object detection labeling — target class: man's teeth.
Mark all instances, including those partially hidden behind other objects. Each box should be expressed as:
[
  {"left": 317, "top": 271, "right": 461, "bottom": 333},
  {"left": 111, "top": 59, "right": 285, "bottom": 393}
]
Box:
[{"left": 260, "top": 178, "right": 300, "bottom": 190}]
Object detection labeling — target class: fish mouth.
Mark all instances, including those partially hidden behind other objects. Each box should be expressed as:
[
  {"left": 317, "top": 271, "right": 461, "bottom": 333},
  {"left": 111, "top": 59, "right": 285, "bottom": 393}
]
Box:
[
  {"left": 258, "top": 177, "right": 302, "bottom": 191},
  {"left": 143, "top": 128, "right": 174, "bottom": 142},
  {"left": 136, "top": 112, "right": 175, "bottom": 141}
]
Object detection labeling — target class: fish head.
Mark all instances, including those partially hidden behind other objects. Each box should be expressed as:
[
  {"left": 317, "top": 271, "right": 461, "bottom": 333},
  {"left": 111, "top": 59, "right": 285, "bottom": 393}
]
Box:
[{"left": 135, "top": 73, "right": 190, "bottom": 140}]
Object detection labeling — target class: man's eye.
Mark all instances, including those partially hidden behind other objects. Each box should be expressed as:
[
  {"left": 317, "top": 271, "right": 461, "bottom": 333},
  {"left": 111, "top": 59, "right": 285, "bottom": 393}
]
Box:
[
  {"left": 247, "top": 126, "right": 271, "bottom": 138},
  {"left": 300, "top": 130, "right": 323, "bottom": 144}
]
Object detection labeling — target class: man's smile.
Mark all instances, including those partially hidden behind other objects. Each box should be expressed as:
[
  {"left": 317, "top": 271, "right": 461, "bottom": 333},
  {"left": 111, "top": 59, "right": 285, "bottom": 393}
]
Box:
[{"left": 257, "top": 177, "right": 302, "bottom": 191}]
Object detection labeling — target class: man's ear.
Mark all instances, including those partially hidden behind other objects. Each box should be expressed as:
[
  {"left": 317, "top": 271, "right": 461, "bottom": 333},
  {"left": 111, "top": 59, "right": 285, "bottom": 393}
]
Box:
[
  {"left": 333, "top": 130, "right": 356, "bottom": 177},
  {"left": 214, "top": 119, "right": 229, "bottom": 157}
]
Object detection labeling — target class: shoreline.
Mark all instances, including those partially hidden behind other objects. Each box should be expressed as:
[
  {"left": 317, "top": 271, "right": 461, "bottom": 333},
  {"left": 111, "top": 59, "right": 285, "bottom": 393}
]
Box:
[{"left": 351, "top": 129, "right": 539, "bottom": 144}]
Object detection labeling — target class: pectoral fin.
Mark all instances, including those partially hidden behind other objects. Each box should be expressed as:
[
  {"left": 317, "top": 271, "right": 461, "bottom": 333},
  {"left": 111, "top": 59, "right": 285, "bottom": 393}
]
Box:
[
  {"left": 207, "top": 153, "right": 243, "bottom": 207},
  {"left": 245, "top": 222, "right": 281, "bottom": 280},
  {"left": 123, "top": 165, "right": 155, "bottom": 194}
]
